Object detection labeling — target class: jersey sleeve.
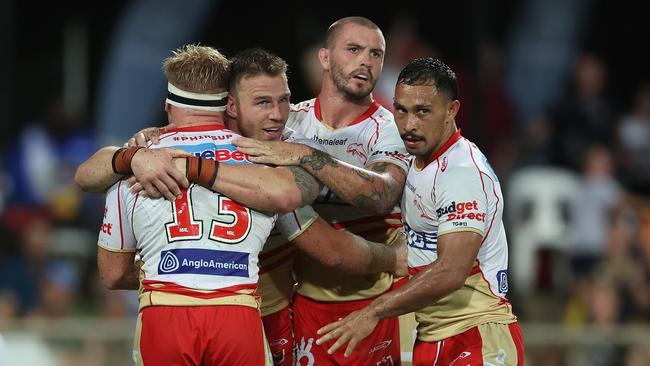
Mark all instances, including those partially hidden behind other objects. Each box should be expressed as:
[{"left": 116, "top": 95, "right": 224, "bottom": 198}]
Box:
[
  {"left": 367, "top": 119, "right": 410, "bottom": 172},
  {"left": 435, "top": 166, "right": 487, "bottom": 237},
  {"left": 275, "top": 205, "right": 319, "bottom": 241},
  {"left": 97, "top": 180, "right": 137, "bottom": 252}
]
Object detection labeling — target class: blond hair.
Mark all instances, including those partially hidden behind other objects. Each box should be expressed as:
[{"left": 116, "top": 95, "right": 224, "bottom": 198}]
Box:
[{"left": 163, "top": 44, "right": 230, "bottom": 94}]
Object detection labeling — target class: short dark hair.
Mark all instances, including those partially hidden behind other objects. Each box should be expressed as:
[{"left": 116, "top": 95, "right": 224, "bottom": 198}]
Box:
[
  {"left": 397, "top": 57, "right": 459, "bottom": 101},
  {"left": 324, "top": 16, "right": 380, "bottom": 49},
  {"left": 228, "top": 47, "right": 288, "bottom": 92}
]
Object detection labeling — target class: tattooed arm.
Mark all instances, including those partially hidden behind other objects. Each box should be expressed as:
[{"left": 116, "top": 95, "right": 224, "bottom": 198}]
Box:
[
  {"left": 299, "top": 149, "right": 406, "bottom": 214},
  {"left": 173, "top": 158, "right": 320, "bottom": 213},
  {"left": 234, "top": 138, "right": 406, "bottom": 214}
]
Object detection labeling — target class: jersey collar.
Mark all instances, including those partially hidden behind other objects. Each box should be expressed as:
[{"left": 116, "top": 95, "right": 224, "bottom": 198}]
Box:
[
  {"left": 314, "top": 97, "right": 380, "bottom": 127},
  {"left": 421, "top": 129, "right": 463, "bottom": 168}
]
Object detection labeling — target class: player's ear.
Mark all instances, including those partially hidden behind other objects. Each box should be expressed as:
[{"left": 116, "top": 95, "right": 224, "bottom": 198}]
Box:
[
  {"left": 226, "top": 95, "right": 237, "bottom": 119},
  {"left": 164, "top": 102, "right": 172, "bottom": 112},
  {"left": 447, "top": 100, "right": 460, "bottom": 121},
  {"left": 318, "top": 48, "right": 330, "bottom": 71}
]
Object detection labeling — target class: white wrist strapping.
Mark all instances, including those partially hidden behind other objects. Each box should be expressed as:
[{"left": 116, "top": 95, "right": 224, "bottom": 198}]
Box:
[{"left": 276, "top": 205, "right": 319, "bottom": 241}]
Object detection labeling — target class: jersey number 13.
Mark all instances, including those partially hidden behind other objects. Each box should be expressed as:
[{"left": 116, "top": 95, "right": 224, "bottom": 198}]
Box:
[{"left": 165, "top": 186, "right": 251, "bottom": 244}]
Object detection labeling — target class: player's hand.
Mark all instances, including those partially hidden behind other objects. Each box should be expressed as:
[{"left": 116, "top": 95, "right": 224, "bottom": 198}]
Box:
[
  {"left": 126, "top": 176, "right": 160, "bottom": 198},
  {"left": 233, "top": 137, "right": 311, "bottom": 165},
  {"left": 316, "top": 308, "right": 379, "bottom": 357},
  {"left": 130, "top": 147, "right": 191, "bottom": 201},
  {"left": 392, "top": 230, "right": 409, "bottom": 278},
  {"left": 125, "top": 123, "right": 178, "bottom": 148},
  {"left": 172, "top": 157, "right": 187, "bottom": 175}
]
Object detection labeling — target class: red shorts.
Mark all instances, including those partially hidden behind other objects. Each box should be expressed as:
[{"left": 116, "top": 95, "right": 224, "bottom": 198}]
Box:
[
  {"left": 262, "top": 305, "right": 294, "bottom": 366},
  {"left": 413, "top": 322, "right": 524, "bottom": 366},
  {"left": 293, "top": 293, "right": 400, "bottom": 366},
  {"left": 135, "top": 305, "right": 271, "bottom": 365}
]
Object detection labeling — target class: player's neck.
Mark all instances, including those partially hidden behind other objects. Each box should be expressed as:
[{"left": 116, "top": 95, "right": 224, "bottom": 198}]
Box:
[
  {"left": 415, "top": 125, "right": 459, "bottom": 169},
  {"left": 317, "top": 81, "right": 374, "bottom": 129},
  {"left": 171, "top": 113, "right": 226, "bottom": 128}
]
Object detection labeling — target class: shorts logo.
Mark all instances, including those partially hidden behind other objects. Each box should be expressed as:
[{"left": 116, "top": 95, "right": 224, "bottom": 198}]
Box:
[
  {"left": 296, "top": 337, "right": 314, "bottom": 366},
  {"left": 271, "top": 349, "right": 285, "bottom": 365},
  {"left": 369, "top": 340, "right": 392, "bottom": 354},
  {"left": 269, "top": 338, "right": 289, "bottom": 347},
  {"left": 449, "top": 351, "right": 471, "bottom": 366},
  {"left": 157, "top": 248, "right": 249, "bottom": 277},
  {"left": 376, "top": 356, "right": 395, "bottom": 366},
  {"left": 496, "top": 270, "right": 508, "bottom": 294}
]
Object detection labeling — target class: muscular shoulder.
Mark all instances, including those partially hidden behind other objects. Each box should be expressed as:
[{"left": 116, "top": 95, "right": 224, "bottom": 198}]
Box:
[
  {"left": 372, "top": 104, "right": 396, "bottom": 125},
  {"left": 288, "top": 99, "right": 316, "bottom": 126}
]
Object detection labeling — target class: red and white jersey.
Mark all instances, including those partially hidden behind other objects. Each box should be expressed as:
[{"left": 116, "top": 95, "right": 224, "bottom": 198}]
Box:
[
  {"left": 287, "top": 98, "right": 409, "bottom": 301},
  {"left": 257, "top": 126, "right": 321, "bottom": 317},
  {"left": 402, "top": 130, "right": 516, "bottom": 342},
  {"left": 98, "top": 124, "right": 276, "bottom": 310}
]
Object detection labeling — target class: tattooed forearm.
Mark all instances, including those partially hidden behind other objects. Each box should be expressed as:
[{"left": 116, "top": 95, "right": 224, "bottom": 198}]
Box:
[
  {"left": 298, "top": 149, "right": 406, "bottom": 213},
  {"left": 289, "top": 166, "right": 321, "bottom": 205},
  {"left": 353, "top": 162, "right": 391, "bottom": 180},
  {"left": 352, "top": 186, "right": 396, "bottom": 213},
  {"left": 299, "top": 149, "right": 339, "bottom": 171}
]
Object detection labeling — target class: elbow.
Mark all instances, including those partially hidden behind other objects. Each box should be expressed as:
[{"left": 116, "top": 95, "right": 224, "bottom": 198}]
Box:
[
  {"left": 271, "top": 189, "right": 302, "bottom": 213},
  {"left": 99, "top": 269, "right": 125, "bottom": 290},
  {"left": 74, "top": 164, "right": 89, "bottom": 191},
  {"left": 75, "top": 163, "right": 101, "bottom": 193},
  {"left": 320, "top": 254, "right": 345, "bottom": 270},
  {"left": 376, "top": 203, "right": 395, "bottom": 215},
  {"left": 446, "top": 272, "right": 468, "bottom": 292},
  {"left": 100, "top": 274, "right": 120, "bottom": 290}
]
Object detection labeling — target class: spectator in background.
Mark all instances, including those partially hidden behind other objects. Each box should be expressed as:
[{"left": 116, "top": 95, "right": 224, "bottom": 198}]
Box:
[
  {"left": 615, "top": 83, "right": 650, "bottom": 196},
  {"left": 0, "top": 207, "right": 54, "bottom": 316},
  {"left": 567, "top": 144, "right": 623, "bottom": 278},
  {"left": 550, "top": 53, "right": 615, "bottom": 171},
  {"left": 2, "top": 96, "right": 99, "bottom": 228},
  {"left": 471, "top": 42, "right": 518, "bottom": 182},
  {"left": 375, "top": 13, "right": 437, "bottom": 111}
]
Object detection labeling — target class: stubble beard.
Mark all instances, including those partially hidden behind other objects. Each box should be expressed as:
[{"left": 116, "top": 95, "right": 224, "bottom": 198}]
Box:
[{"left": 331, "top": 66, "right": 375, "bottom": 101}]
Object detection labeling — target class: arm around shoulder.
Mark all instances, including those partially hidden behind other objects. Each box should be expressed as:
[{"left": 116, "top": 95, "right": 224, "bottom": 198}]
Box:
[{"left": 75, "top": 146, "right": 122, "bottom": 193}]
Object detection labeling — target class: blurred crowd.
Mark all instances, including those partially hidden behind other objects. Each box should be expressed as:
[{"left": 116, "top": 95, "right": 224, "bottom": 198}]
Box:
[{"left": 1, "top": 12, "right": 650, "bottom": 366}]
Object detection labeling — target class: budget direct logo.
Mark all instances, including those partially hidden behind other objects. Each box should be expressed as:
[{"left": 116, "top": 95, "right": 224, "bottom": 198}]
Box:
[
  {"left": 158, "top": 248, "right": 249, "bottom": 277},
  {"left": 435, "top": 200, "right": 486, "bottom": 222}
]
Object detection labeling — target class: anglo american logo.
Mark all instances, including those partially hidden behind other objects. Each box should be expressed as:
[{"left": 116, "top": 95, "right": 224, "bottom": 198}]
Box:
[{"left": 158, "top": 248, "right": 249, "bottom": 277}]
